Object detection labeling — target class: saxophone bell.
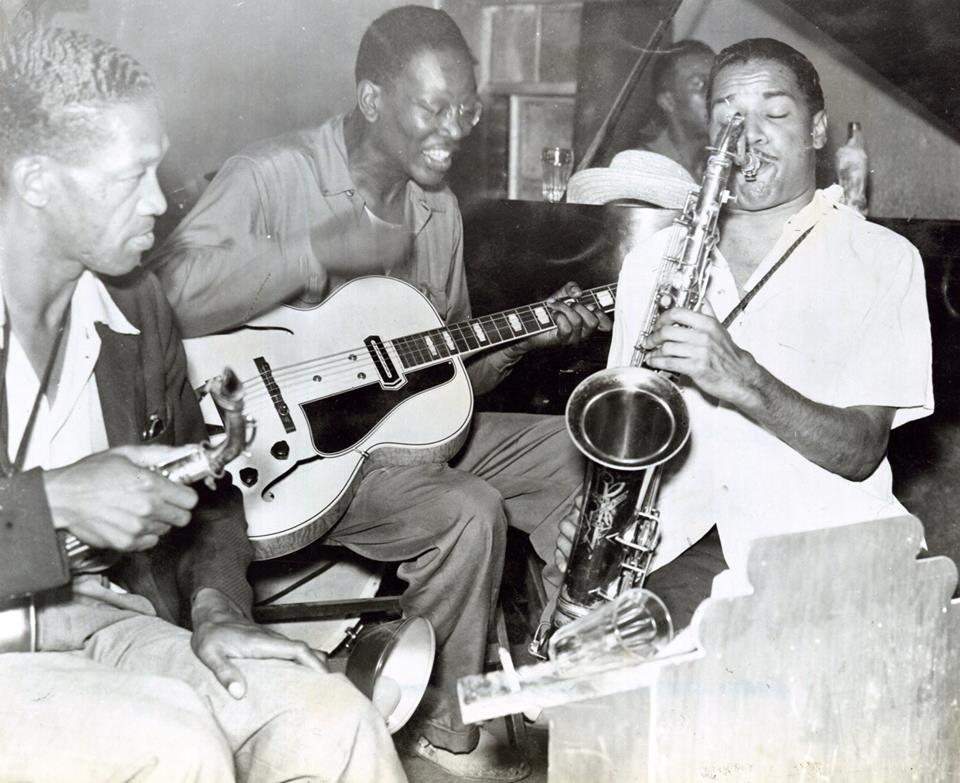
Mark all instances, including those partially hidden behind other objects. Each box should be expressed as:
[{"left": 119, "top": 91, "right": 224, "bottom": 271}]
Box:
[{"left": 565, "top": 366, "right": 689, "bottom": 470}]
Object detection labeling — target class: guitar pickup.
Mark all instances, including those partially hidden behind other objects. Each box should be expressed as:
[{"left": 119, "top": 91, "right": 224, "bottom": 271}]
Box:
[{"left": 364, "top": 335, "right": 404, "bottom": 389}]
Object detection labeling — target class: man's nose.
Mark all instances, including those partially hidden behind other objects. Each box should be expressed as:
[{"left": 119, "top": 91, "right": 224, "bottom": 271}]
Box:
[
  {"left": 438, "top": 111, "right": 467, "bottom": 141},
  {"left": 140, "top": 171, "right": 167, "bottom": 216},
  {"left": 743, "top": 113, "right": 767, "bottom": 146}
]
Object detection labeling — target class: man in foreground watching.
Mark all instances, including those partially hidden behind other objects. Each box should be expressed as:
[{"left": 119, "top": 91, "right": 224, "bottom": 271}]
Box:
[{"left": 0, "top": 27, "right": 405, "bottom": 783}]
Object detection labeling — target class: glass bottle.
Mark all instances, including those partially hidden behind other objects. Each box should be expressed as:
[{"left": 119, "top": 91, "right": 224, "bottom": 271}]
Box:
[{"left": 836, "top": 121, "right": 869, "bottom": 215}]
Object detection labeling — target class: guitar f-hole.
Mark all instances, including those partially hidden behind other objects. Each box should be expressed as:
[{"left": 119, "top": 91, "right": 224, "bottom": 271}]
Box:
[{"left": 364, "top": 335, "right": 404, "bottom": 389}]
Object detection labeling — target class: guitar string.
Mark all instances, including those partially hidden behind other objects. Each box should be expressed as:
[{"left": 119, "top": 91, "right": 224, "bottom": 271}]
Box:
[
  {"left": 235, "top": 300, "right": 616, "bottom": 408},
  {"left": 235, "top": 291, "right": 616, "bottom": 407},
  {"left": 232, "top": 286, "right": 617, "bottom": 406},
  {"left": 249, "top": 283, "right": 617, "bottom": 389},
  {"left": 254, "top": 282, "right": 616, "bottom": 385}
]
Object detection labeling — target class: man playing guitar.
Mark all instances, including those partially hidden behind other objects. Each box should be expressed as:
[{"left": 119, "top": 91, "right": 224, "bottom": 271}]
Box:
[{"left": 151, "top": 6, "right": 609, "bottom": 779}]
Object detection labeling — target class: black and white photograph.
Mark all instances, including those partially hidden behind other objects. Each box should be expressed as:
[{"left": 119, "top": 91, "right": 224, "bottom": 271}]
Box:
[{"left": 1, "top": 0, "right": 958, "bottom": 780}]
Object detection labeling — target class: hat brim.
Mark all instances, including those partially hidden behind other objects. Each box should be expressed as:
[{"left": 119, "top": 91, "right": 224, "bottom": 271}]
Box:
[{"left": 566, "top": 169, "right": 696, "bottom": 209}]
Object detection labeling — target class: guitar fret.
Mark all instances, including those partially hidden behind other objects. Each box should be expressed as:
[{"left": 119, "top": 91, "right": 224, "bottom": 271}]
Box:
[
  {"left": 425, "top": 329, "right": 452, "bottom": 358},
  {"left": 454, "top": 324, "right": 478, "bottom": 352},
  {"left": 479, "top": 317, "right": 502, "bottom": 344},
  {"left": 391, "top": 283, "right": 619, "bottom": 370},
  {"left": 517, "top": 307, "right": 541, "bottom": 334},
  {"left": 596, "top": 286, "right": 616, "bottom": 309},
  {"left": 532, "top": 305, "right": 552, "bottom": 326},
  {"left": 393, "top": 336, "right": 414, "bottom": 369}
]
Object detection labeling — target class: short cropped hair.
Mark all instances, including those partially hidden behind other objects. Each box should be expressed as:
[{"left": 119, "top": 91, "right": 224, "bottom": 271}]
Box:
[
  {"left": 0, "top": 27, "right": 155, "bottom": 173},
  {"left": 355, "top": 5, "right": 474, "bottom": 87},
  {"left": 708, "top": 38, "right": 824, "bottom": 117},
  {"left": 652, "top": 39, "right": 715, "bottom": 96}
]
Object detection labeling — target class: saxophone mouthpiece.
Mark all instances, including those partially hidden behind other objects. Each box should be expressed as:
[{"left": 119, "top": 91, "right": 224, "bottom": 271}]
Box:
[
  {"left": 215, "top": 366, "right": 243, "bottom": 403},
  {"left": 739, "top": 150, "right": 761, "bottom": 181}
]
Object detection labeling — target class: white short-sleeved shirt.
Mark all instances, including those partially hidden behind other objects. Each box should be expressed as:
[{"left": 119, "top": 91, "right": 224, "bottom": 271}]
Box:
[{"left": 609, "top": 185, "right": 934, "bottom": 571}]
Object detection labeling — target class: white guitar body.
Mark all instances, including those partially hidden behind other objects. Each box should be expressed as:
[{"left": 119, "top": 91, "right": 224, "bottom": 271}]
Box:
[{"left": 184, "top": 277, "right": 473, "bottom": 560}]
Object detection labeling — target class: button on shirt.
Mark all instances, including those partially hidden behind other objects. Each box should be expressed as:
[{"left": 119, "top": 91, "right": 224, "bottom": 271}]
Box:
[
  {"left": 608, "top": 186, "right": 933, "bottom": 571},
  {"left": 2, "top": 271, "right": 139, "bottom": 471}
]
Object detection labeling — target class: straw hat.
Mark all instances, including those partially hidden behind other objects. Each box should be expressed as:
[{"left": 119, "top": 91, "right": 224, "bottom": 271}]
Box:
[{"left": 566, "top": 150, "right": 697, "bottom": 208}]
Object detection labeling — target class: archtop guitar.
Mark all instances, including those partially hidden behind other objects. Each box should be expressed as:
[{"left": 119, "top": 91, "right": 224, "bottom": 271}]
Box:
[{"left": 184, "top": 275, "right": 617, "bottom": 560}]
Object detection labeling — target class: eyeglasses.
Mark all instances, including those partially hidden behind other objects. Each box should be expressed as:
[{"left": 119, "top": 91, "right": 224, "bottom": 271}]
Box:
[{"left": 412, "top": 98, "right": 483, "bottom": 130}]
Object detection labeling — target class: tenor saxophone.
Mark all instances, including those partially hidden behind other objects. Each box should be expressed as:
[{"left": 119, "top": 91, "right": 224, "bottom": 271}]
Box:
[
  {"left": 534, "top": 114, "right": 752, "bottom": 651},
  {"left": 63, "top": 367, "right": 255, "bottom": 573}
]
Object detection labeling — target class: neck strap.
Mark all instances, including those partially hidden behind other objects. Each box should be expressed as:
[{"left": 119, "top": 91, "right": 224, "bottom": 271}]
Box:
[
  {"left": 0, "top": 306, "right": 71, "bottom": 477},
  {"left": 721, "top": 224, "right": 815, "bottom": 329}
]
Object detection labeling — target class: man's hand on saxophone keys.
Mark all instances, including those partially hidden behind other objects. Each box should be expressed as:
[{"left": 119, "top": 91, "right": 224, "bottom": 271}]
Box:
[
  {"left": 41, "top": 445, "right": 199, "bottom": 553},
  {"left": 642, "top": 301, "right": 764, "bottom": 410}
]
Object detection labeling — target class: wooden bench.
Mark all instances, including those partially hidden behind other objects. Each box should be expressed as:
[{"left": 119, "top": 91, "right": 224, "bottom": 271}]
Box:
[{"left": 459, "top": 515, "right": 960, "bottom": 781}]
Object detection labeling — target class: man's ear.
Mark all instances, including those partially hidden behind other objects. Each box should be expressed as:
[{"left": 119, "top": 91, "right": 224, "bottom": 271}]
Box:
[
  {"left": 10, "top": 157, "right": 51, "bottom": 208},
  {"left": 357, "top": 79, "right": 382, "bottom": 123},
  {"left": 811, "top": 109, "right": 828, "bottom": 150},
  {"left": 656, "top": 90, "right": 676, "bottom": 115}
]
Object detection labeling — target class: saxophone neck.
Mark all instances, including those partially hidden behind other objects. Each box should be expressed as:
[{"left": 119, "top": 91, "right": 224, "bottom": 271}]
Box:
[{"left": 203, "top": 367, "right": 254, "bottom": 477}]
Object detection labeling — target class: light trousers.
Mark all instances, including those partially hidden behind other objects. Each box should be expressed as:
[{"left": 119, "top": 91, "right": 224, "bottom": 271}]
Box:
[{"left": 0, "top": 609, "right": 406, "bottom": 783}]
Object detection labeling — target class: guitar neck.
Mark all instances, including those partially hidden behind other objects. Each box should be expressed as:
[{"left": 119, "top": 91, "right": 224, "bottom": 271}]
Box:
[{"left": 391, "top": 283, "right": 617, "bottom": 371}]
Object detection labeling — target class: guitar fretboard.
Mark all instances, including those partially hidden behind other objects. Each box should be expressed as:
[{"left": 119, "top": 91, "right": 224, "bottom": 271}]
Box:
[{"left": 391, "top": 284, "right": 617, "bottom": 370}]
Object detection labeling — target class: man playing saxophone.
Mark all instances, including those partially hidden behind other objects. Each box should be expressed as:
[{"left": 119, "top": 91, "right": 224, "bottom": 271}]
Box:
[{"left": 557, "top": 38, "right": 932, "bottom": 629}]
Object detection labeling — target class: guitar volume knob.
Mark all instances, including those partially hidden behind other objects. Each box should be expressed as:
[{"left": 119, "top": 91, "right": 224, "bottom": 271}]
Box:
[
  {"left": 239, "top": 467, "right": 259, "bottom": 486},
  {"left": 270, "top": 440, "right": 290, "bottom": 460}
]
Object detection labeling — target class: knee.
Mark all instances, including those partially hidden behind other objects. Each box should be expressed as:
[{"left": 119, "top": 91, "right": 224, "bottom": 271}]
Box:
[
  {"left": 121, "top": 679, "right": 234, "bottom": 781},
  {"left": 253, "top": 672, "right": 396, "bottom": 774},
  {"left": 441, "top": 479, "right": 508, "bottom": 548}
]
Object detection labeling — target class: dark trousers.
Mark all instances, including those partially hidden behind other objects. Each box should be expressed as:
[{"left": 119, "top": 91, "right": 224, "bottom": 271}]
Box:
[{"left": 645, "top": 526, "right": 727, "bottom": 630}]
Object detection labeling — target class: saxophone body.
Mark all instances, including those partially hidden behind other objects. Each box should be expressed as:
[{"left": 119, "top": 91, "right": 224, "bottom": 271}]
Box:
[
  {"left": 63, "top": 367, "right": 255, "bottom": 573},
  {"left": 545, "top": 114, "right": 749, "bottom": 637}
]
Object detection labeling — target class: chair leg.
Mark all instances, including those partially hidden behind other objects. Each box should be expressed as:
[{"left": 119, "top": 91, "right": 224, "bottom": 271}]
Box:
[
  {"left": 525, "top": 547, "right": 548, "bottom": 631},
  {"left": 493, "top": 602, "right": 529, "bottom": 753}
]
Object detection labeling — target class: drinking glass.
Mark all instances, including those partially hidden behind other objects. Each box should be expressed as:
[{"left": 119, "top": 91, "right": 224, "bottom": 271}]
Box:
[
  {"left": 548, "top": 587, "right": 673, "bottom": 676},
  {"left": 541, "top": 146, "right": 574, "bottom": 203}
]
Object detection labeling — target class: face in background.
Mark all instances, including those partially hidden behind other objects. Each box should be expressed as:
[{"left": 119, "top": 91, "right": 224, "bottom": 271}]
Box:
[
  {"left": 709, "top": 58, "right": 826, "bottom": 212},
  {"left": 43, "top": 99, "right": 169, "bottom": 276},
  {"left": 668, "top": 51, "right": 714, "bottom": 136},
  {"left": 371, "top": 46, "right": 479, "bottom": 189}
]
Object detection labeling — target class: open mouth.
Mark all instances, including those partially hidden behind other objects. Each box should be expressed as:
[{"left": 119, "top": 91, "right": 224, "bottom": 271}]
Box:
[{"left": 421, "top": 148, "right": 453, "bottom": 172}]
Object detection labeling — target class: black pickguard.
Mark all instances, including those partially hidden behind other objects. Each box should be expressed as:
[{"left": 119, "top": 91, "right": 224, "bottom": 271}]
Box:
[{"left": 301, "top": 361, "right": 457, "bottom": 455}]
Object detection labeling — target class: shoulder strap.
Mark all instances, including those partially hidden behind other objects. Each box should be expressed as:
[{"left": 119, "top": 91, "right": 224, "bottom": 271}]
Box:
[{"left": 721, "top": 224, "right": 815, "bottom": 329}]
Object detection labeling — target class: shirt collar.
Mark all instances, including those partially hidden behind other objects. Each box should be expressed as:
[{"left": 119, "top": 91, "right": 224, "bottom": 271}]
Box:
[
  {"left": 73, "top": 271, "right": 141, "bottom": 337},
  {"left": 0, "top": 270, "right": 139, "bottom": 348},
  {"left": 784, "top": 185, "right": 861, "bottom": 233},
  {"left": 316, "top": 114, "right": 443, "bottom": 232}
]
